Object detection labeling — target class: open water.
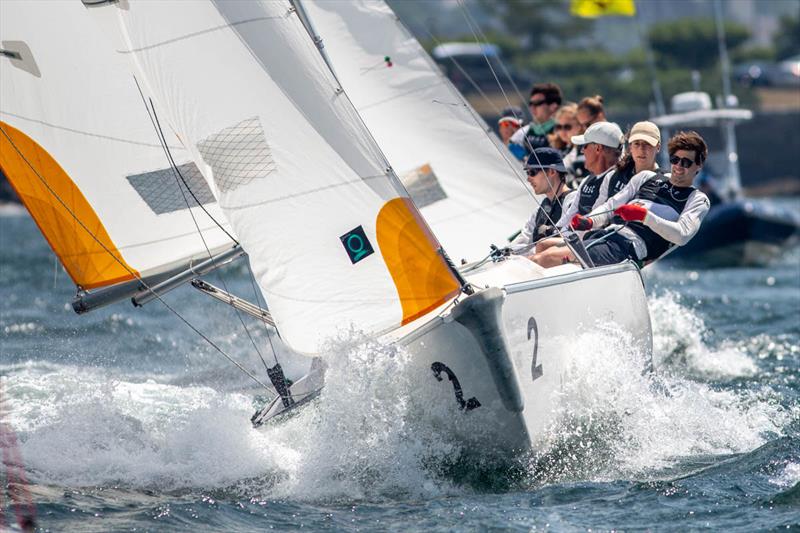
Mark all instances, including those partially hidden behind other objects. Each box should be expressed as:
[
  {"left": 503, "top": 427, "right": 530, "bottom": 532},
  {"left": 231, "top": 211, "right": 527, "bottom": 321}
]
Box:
[{"left": 1, "top": 200, "right": 798, "bottom": 532}]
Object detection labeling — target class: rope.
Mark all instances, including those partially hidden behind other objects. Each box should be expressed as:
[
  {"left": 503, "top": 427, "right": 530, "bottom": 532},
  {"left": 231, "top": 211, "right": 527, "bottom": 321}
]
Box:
[
  {"left": 453, "top": 0, "right": 581, "bottom": 256},
  {"left": 136, "top": 85, "right": 278, "bottom": 373},
  {"left": 0, "top": 123, "right": 274, "bottom": 393}
]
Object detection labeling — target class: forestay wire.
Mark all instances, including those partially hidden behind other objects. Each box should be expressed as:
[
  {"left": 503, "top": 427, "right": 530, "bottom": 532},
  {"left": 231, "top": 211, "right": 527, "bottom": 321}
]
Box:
[{"left": 452, "top": 0, "right": 581, "bottom": 254}]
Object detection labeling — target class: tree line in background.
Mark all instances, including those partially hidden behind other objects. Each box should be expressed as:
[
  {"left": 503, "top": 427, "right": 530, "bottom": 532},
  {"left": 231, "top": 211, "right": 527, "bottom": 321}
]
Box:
[{"left": 421, "top": 0, "right": 800, "bottom": 115}]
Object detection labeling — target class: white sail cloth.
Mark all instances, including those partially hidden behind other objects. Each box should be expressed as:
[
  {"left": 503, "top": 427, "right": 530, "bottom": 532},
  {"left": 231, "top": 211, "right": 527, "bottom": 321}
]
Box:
[
  {"left": 89, "top": 0, "right": 459, "bottom": 354},
  {"left": 302, "top": 0, "right": 535, "bottom": 262},
  {"left": 0, "top": 0, "right": 234, "bottom": 290}
]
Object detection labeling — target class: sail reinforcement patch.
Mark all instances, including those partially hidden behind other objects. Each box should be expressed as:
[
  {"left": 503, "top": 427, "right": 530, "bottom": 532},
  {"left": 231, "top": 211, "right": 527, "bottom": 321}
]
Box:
[
  {"left": 127, "top": 161, "right": 215, "bottom": 215},
  {"left": 196, "top": 117, "right": 275, "bottom": 194}
]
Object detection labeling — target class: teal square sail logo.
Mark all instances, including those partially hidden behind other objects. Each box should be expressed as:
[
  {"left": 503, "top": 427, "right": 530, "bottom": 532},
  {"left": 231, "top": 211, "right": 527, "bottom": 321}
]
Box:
[{"left": 340, "top": 226, "right": 374, "bottom": 264}]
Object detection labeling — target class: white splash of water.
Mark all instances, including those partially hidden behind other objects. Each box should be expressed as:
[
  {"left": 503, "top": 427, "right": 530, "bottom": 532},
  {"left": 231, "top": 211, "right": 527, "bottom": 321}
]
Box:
[
  {"left": 256, "top": 329, "right": 461, "bottom": 501},
  {"left": 649, "top": 291, "right": 758, "bottom": 379},
  {"left": 5, "top": 362, "right": 276, "bottom": 489},
  {"left": 770, "top": 461, "right": 800, "bottom": 488},
  {"left": 527, "top": 322, "right": 791, "bottom": 483},
  {"left": 2, "top": 306, "right": 793, "bottom": 499}
]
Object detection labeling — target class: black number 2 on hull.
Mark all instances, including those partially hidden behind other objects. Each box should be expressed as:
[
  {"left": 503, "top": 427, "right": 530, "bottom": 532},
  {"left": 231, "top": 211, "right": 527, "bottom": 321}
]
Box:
[{"left": 528, "top": 317, "right": 543, "bottom": 381}]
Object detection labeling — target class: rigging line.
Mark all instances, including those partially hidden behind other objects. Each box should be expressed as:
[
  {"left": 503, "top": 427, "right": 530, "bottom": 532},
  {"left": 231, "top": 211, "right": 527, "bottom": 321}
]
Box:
[
  {"left": 288, "top": 3, "right": 453, "bottom": 258},
  {"left": 415, "top": 29, "right": 577, "bottom": 256},
  {"left": 391, "top": 9, "right": 538, "bottom": 197},
  {"left": 415, "top": 24, "right": 539, "bottom": 204},
  {"left": 245, "top": 262, "right": 280, "bottom": 365},
  {"left": 0, "top": 124, "right": 273, "bottom": 393},
  {"left": 456, "top": 0, "right": 516, "bottom": 125},
  {"left": 420, "top": 27, "right": 505, "bottom": 119},
  {"left": 132, "top": 78, "right": 239, "bottom": 246},
  {"left": 452, "top": 2, "right": 580, "bottom": 254},
  {"left": 388, "top": 9, "right": 541, "bottom": 208},
  {"left": 455, "top": 0, "right": 554, "bottom": 182},
  {"left": 457, "top": 0, "right": 528, "bottom": 108},
  {"left": 143, "top": 96, "right": 275, "bottom": 375}
]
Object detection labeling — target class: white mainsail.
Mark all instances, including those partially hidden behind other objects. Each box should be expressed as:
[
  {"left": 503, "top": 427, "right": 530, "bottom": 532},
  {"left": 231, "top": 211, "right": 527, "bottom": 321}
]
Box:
[
  {"left": 89, "top": 0, "right": 461, "bottom": 354},
  {"left": 301, "top": 0, "right": 535, "bottom": 262},
  {"left": 0, "top": 0, "right": 234, "bottom": 290}
]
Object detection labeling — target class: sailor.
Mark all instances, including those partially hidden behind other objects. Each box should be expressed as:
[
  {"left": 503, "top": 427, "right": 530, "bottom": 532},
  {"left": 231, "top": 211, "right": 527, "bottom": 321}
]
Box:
[
  {"left": 509, "top": 147, "right": 571, "bottom": 249},
  {"left": 509, "top": 83, "right": 563, "bottom": 157},
  {"left": 556, "top": 121, "right": 625, "bottom": 227},
  {"left": 570, "top": 131, "right": 711, "bottom": 266},
  {"left": 576, "top": 95, "right": 607, "bottom": 130},
  {"left": 528, "top": 121, "right": 624, "bottom": 267},
  {"left": 498, "top": 106, "right": 526, "bottom": 160}
]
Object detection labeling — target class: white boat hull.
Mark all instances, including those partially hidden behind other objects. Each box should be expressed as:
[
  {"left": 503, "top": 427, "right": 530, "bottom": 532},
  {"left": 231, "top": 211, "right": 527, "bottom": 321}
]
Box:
[
  {"left": 396, "top": 258, "right": 652, "bottom": 456},
  {"left": 253, "top": 258, "right": 652, "bottom": 458}
]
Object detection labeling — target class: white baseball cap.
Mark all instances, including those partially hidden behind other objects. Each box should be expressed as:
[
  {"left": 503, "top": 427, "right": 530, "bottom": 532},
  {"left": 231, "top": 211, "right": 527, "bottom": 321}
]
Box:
[{"left": 571, "top": 121, "right": 624, "bottom": 149}]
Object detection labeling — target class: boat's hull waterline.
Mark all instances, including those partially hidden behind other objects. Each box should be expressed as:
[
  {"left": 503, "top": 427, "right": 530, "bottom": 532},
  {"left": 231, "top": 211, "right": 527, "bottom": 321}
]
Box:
[{"left": 256, "top": 258, "right": 652, "bottom": 457}]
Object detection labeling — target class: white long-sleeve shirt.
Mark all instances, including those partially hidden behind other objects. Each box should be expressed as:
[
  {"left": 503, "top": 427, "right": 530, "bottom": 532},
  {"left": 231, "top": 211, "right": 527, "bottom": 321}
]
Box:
[{"left": 588, "top": 171, "right": 711, "bottom": 260}]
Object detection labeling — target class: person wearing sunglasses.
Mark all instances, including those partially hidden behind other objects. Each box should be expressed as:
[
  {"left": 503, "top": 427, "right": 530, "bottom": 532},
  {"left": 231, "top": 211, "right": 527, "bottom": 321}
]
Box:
[
  {"left": 509, "top": 83, "right": 563, "bottom": 158},
  {"left": 498, "top": 106, "right": 526, "bottom": 160},
  {"left": 569, "top": 131, "right": 711, "bottom": 266},
  {"left": 509, "top": 147, "right": 571, "bottom": 249},
  {"left": 550, "top": 104, "right": 589, "bottom": 187},
  {"left": 528, "top": 121, "right": 624, "bottom": 267},
  {"left": 576, "top": 95, "right": 607, "bottom": 130}
]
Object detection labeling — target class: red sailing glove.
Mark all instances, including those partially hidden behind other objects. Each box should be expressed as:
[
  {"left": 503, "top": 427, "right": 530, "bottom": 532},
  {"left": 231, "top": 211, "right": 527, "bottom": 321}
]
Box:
[
  {"left": 570, "top": 214, "right": 593, "bottom": 231},
  {"left": 615, "top": 203, "right": 648, "bottom": 222}
]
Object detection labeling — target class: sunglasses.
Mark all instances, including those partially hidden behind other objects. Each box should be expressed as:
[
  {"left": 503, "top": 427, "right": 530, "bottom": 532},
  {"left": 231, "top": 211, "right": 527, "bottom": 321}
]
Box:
[
  {"left": 554, "top": 123, "right": 574, "bottom": 131},
  {"left": 528, "top": 99, "right": 547, "bottom": 107},
  {"left": 669, "top": 155, "right": 695, "bottom": 169}
]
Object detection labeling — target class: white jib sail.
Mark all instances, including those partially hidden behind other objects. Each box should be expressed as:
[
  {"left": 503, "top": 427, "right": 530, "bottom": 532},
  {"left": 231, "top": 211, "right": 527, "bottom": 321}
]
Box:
[
  {"left": 88, "top": 0, "right": 460, "bottom": 354},
  {"left": 0, "top": 0, "right": 235, "bottom": 290},
  {"left": 301, "top": 0, "right": 535, "bottom": 262}
]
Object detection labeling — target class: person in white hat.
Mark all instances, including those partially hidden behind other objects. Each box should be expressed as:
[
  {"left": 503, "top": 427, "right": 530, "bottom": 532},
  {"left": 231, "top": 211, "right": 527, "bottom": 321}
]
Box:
[{"left": 528, "top": 121, "right": 624, "bottom": 267}]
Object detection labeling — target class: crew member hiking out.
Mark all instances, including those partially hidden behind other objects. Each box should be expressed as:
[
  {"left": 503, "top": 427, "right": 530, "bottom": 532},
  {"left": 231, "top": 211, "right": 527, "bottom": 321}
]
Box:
[
  {"left": 529, "top": 121, "right": 624, "bottom": 267},
  {"left": 570, "top": 131, "right": 711, "bottom": 266}
]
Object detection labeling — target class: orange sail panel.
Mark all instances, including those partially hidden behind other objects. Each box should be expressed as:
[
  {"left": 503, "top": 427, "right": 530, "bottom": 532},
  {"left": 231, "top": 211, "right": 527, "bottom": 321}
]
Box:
[
  {"left": 0, "top": 121, "right": 138, "bottom": 289},
  {"left": 376, "top": 197, "right": 461, "bottom": 324}
]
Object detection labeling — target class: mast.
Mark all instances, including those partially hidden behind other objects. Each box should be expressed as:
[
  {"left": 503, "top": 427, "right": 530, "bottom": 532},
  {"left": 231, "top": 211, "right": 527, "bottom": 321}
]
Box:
[
  {"left": 290, "top": 0, "right": 341, "bottom": 86},
  {"left": 713, "top": 0, "right": 742, "bottom": 198}
]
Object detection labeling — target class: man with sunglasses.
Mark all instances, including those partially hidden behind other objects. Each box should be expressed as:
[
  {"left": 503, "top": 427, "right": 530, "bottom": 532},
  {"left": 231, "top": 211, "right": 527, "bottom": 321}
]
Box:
[
  {"left": 529, "top": 121, "right": 629, "bottom": 267},
  {"left": 570, "top": 131, "right": 711, "bottom": 266},
  {"left": 509, "top": 147, "right": 571, "bottom": 249},
  {"left": 509, "top": 83, "right": 563, "bottom": 158}
]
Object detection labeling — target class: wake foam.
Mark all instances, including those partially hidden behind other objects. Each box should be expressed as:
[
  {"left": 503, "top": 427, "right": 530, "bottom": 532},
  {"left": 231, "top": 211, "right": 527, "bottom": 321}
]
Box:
[
  {"left": 649, "top": 291, "right": 758, "bottom": 379},
  {"left": 3, "top": 297, "right": 794, "bottom": 499},
  {"left": 5, "top": 363, "right": 275, "bottom": 490},
  {"left": 525, "top": 322, "right": 791, "bottom": 485}
]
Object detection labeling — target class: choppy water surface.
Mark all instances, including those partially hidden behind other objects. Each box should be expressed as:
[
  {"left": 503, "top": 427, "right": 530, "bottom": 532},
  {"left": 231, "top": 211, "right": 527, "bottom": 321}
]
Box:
[{"left": 1, "top": 202, "right": 798, "bottom": 532}]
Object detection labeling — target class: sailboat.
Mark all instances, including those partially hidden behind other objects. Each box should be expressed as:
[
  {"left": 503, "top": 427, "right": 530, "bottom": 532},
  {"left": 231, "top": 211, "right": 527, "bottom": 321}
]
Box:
[{"left": 1, "top": 0, "right": 651, "bottom": 457}]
